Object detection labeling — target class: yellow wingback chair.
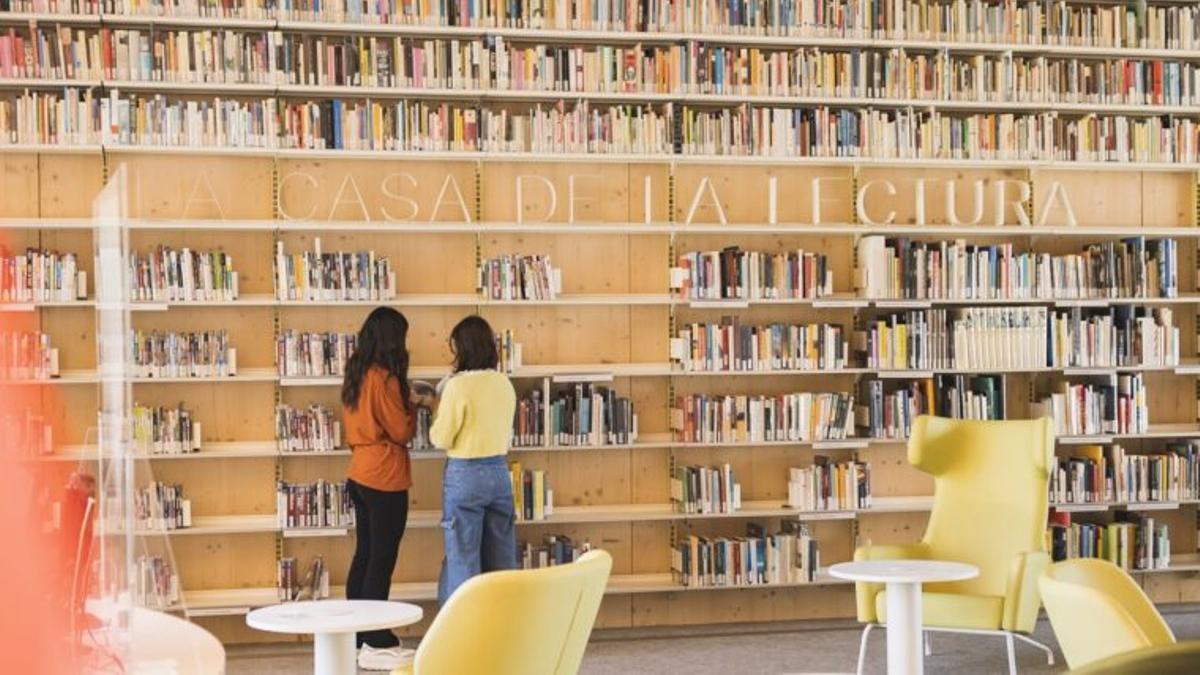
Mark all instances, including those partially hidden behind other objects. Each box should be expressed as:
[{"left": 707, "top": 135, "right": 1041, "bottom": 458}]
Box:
[
  {"left": 393, "top": 549, "right": 612, "bottom": 675},
  {"left": 1039, "top": 559, "right": 1175, "bottom": 670},
  {"left": 852, "top": 416, "right": 1055, "bottom": 675}
]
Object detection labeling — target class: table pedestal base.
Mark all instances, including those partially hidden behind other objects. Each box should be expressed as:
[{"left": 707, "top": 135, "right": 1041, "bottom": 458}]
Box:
[
  {"left": 314, "top": 631, "right": 356, "bottom": 675},
  {"left": 885, "top": 581, "right": 923, "bottom": 675}
]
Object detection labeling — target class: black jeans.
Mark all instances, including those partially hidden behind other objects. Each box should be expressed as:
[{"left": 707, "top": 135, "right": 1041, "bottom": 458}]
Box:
[{"left": 346, "top": 479, "right": 409, "bottom": 649}]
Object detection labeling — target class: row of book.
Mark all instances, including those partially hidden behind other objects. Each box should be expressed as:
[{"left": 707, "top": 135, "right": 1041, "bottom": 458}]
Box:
[
  {"left": 276, "top": 330, "right": 356, "bottom": 378},
  {"left": 859, "top": 375, "right": 1003, "bottom": 439},
  {"left": 1, "top": 410, "right": 53, "bottom": 457},
  {"left": 129, "top": 329, "right": 237, "bottom": 378},
  {"left": 134, "top": 554, "right": 180, "bottom": 610},
  {"left": 1050, "top": 307, "right": 1179, "bottom": 370},
  {"left": 509, "top": 461, "right": 552, "bottom": 521},
  {"left": 10, "top": 90, "right": 1200, "bottom": 164},
  {"left": 1048, "top": 512, "right": 1170, "bottom": 572},
  {"left": 275, "top": 403, "right": 340, "bottom": 452},
  {"left": 520, "top": 533, "right": 589, "bottom": 569},
  {"left": 856, "top": 237, "right": 1179, "bottom": 301},
  {"left": 1033, "top": 374, "right": 1150, "bottom": 437},
  {"left": 671, "top": 392, "right": 855, "bottom": 443},
  {"left": 131, "top": 402, "right": 201, "bottom": 454},
  {"left": 28, "top": 0, "right": 1200, "bottom": 54},
  {"left": 275, "top": 479, "right": 355, "bottom": 529},
  {"left": 512, "top": 384, "right": 638, "bottom": 447},
  {"left": 670, "top": 463, "right": 741, "bottom": 514},
  {"left": 1049, "top": 443, "right": 1200, "bottom": 506},
  {"left": 495, "top": 329, "right": 521, "bottom": 373},
  {"left": 673, "top": 247, "right": 833, "bottom": 300},
  {"left": 786, "top": 458, "right": 870, "bottom": 511},
  {"left": 477, "top": 254, "right": 561, "bottom": 301},
  {"left": 277, "top": 554, "right": 331, "bottom": 601},
  {"left": 129, "top": 246, "right": 238, "bottom": 302},
  {"left": 134, "top": 481, "right": 192, "bottom": 531},
  {"left": 0, "top": 248, "right": 87, "bottom": 303},
  {"left": 0, "top": 331, "right": 58, "bottom": 380},
  {"left": 673, "top": 522, "right": 819, "bottom": 588},
  {"left": 671, "top": 319, "right": 849, "bottom": 372},
  {"left": 275, "top": 240, "right": 396, "bottom": 302}
]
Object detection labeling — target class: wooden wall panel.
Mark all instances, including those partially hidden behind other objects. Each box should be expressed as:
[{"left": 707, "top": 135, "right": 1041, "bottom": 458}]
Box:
[
  {"left": 110, "top": 154, "right": 274, "bottom": 220},
  {"left": 673, "top": 165, "right": 853, "bottom": 225},
  {"left": 277, "top": 160, "right": 477, "bottom": 223}
]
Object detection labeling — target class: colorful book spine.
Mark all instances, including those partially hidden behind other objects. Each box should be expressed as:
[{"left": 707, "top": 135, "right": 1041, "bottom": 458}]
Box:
[
  {"left": 673, "top": 247, "right": 832, "bottom": 300},
  {"left": 128, "top": 246, "right": 239, "bottom": 302},
  {"left": 508, "top": 461, "right": 552, "bottom": 522},
  {"left": 129, "top": 330, "right": 236, "bottom": 378},
  {"left": 1034, "top": 373, "right": 1150, "bottom": 437},
  {"left": 672, "top": 522, "right": 819, "bottom": 588},
  {"left": 520, "top": 534, "right": 591, "bottom": 569},
  {"left": 786, "top": 459, "right": 871, "bottom": 511},
  {"left": 477, "top": 254, "right": 561, "bottom": 301},
  {"left": 0, "top": 248, "right": 86, "bottom": 302},
  {"left": 134, "top": 555, "right": 180, "bottom": 610},
  {"left": 495, "top": 329, "right": 522, "bottom": 373},
  {"left": 671, "top": 392, "right": 855, "bottom": 443},
  {"left": 275, "top": 479, "right": 354, "bottom": 529},
  {"left": 275, "top": 403, "right": 340, "bottom": 452},
  {"left": 132, "top": 402, "right": 200, "bottom": 455},
  {"left": 275, "top": 330, "right": 355, "bottom": 377},
  {"left": 859, "top": 375, "right": 1003, "bottom": 439},
  {"left": 0, "top": 331, "right": 58, "bottom": 379},
  {"left": 1048, "top": 511, "right": 1170, "bottom": 571},
  {"left": 670, "top": 463, "right": 741, "bottom": 514},
  {"left": 133, "top": 481, "right": 191, "bottom": 531},
  {"left": 275, "top": 239, "right": 396, "bottom": 302},
  {"left": 672, "top": 318, "right": 848, "bottom": 372}
]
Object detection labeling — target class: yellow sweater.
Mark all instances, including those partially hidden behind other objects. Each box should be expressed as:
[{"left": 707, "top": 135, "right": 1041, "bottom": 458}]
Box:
[{"left": 430, "top": 370, "right": 517, "bottom": 459}]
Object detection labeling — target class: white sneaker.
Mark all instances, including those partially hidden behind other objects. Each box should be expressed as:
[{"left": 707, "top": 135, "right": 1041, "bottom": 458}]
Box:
[{"left": 357, "top": 644, "right": 415, "bottom": 671}]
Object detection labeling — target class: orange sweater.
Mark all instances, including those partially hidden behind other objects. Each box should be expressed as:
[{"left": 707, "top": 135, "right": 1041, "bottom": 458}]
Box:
[{"left": 345, "top": 366, "right": 415, "bottom": 492}]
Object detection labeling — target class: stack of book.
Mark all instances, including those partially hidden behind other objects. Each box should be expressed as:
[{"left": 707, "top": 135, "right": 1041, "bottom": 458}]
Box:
[
  {"left": 509, "top": 461, "right": 552, "bottom": 521},
  {"left": 129, "top": 330, "right": 236, "bottom": 378},
  {"left": 1048, "top": 512, "right": 1170, "bottom": 571},
  {"left": 520, "top": 534, "right": 590, "bottom": 569},
  {"left": 274, "top": 240, "right": 396, "bottom": 302},
  {"left": 477, "top": 254, "right": 561, "bottom": 301},
  {"left": 1035, "top": 374, "right": 1150, "bottom": 437},
  {"left": 276, "top": 331, "right": 356, "bottom": 377},
  {"left": 672, "top": 522, "right": 819, "bottom": 588},
  {"left": 673, "top": 248, "right": 833, "bottom": 301},
  {"left": 0, "top": 410, "right": 52, "bottom": 457},
  {"left": 670, "top": 463, "right": 741, "bottom": 514},
  {"left": 860, "top": 375, "right": 1004, "bottom": 439},
  {"left": 495, "top": 329, "right": 522, "bottom": 373},
  {"left": 1049, "top": 307, "right": 1180, "bottom": 368},
  {"left": 0, "top": 248, "right": 86, "bottom": 302},
  {"left": 857, "top": 308, "right": 1048, "bottom": 371},
  {"left": 275, "top": 480, "right": 354, "bottom": 530},
  {"left": 856, "top": 237, "right": 1178, "bottom": 301},
  {"left": 133, "top": 482, "right": 191, "bottom": 531},
  {"left": 134, "top": 555, "right": 180, "bottom": 611},
  {"left": 0, "top": 331, "right": 58, "bottom": 379},
  {"left": 128, "top": 246, "right": 239, "bottom": 302},
  {"left": 786, "top": 458, "right": 872, "bottom": 511},
  {"left": 131, "top": 403, "right": 200, "bottom": 455},
  {"left": 672, "top": 318, "right": 849, "bottom": 372},
  {"left": 277, "top": 555, "right": 331, "bottom": 602},
  {"left": 275, "top": 403, "right": 340, "bottom": 453},
  {"left": 671, "top": 392, "right": 856, "bottom": 443}
]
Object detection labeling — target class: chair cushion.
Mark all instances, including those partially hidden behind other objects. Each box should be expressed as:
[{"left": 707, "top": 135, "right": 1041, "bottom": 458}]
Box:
[
  {"left": 390, "top": 665, "right": 413, "bottom": 675},
  {"left": 875, "top": 591, "right": 1004, "bottom": 631}
]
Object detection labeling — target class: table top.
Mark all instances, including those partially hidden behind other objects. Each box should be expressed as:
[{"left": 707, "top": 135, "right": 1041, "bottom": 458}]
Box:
[
  {"left": 247, "top": 600, "right": 423, "bottom": 635},
  {"left": 828, "top": 560, "right": 979, "bottom": 584},
  {"left": 131, "top": 607, "right": 225, "bottom": 675}
]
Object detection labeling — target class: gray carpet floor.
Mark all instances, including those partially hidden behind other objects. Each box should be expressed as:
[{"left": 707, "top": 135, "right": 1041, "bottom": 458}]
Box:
[{"left": 226, "top": 609, "right": 1200, "bottom": 674}]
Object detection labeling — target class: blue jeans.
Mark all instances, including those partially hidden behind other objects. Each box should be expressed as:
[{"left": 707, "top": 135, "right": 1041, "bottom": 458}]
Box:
[{"left": 438, "top": 455, "right": 518, "bottom": 604}]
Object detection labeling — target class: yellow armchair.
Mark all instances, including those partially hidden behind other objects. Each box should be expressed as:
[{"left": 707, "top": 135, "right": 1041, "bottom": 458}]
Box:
[
  {"left": 393, "top": 550, "right": 612, "bottom": 675},
  {"left": 852, "top": 416, "right": 1055, "bottom": 675},
  {"left": 1039, "top": 558, "right": 1174, "bottom": 670}
]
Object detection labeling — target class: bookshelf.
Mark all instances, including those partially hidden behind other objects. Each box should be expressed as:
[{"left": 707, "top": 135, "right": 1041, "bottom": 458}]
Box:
[{"left": 5, "top": 0, "right": 1200, "bottom": 644}]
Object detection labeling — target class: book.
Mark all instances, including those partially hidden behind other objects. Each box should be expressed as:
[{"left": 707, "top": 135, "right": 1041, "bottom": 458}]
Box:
[
  {"left": 274, "top": 239, "right": 395, "bottom": 302},
  {"left": 672, "top": 392, "right": 855, "bottom": 443},
  {"left": 0, "top": 247, "right": 86, "bottom": 302},
  {"left": 672, "top": 521, "right": 819, "bottom": 588},
  {"left": 0, "top": 331, "right": 58, "bottom": 379},
  {"left": 509, "top": 461, "right": 552, "bottom": 521},
  {"left": 520, "top": 533, "right": 591, "bottom": 569},
  {"left": 477, "top": 254, "right": 561, "bottom": 301},
  {"left": 672, "top": 318, "right": 848, "bottom": 372},
  {"left": 275, "top": 403, "right": 340, "bottom": 452},
  {"left": 129, "top": 246, "right": 238, "bottom": 302},
  {"left": 1033, "top": 373, "right": 1149, "bottom": 436},
  {"left": 132, "top": 402, "right": 200, "bottom": 455},
  {"left": 275, "top": 479, "right": 354, "bottom": 529},
  {"left": 787, "top": 458, "right": 871, "bottom": 511},
  {"left": 129, "top": 330, "right": 236, "bottom": 378},
  {"left": 276, "top": 330, "right": 355, "bottom": 377},
  {"left": 1049, "top": 511, "right": 1169, "bottom": 571},
  {"left": 133, "top": 481, "right": 191, "bottom": 531},
  {"left": 670, "top": 463, "right": 741, "bottom": 514},
  {"left": 673, "top": 247, "right": 832, "bottom": 300},
  {"left": 134, "top": 554, "right": 180, "bottom": 610}
]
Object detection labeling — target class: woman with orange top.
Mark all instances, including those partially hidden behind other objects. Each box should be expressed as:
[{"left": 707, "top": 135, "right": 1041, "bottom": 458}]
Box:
[{"left": 341, "top": 307, "right": 421, "bottom": 671}]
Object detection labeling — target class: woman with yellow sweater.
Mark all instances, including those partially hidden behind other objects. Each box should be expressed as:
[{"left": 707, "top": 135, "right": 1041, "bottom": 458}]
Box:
[{"left": 429, "top": 315, "right": 518, "bottom": 603}]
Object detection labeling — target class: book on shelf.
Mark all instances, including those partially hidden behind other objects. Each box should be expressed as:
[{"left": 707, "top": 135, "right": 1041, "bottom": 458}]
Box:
[
  {"left": 1053, "top": 442, "right": 1200, "bottom": 505},
  {"left": 670, "top": 463, "right": 741, "bottom": 515},
  {"left": 276, "top": 330, "right": 355, "bottom": 378},
  {"left": 275, "top": 479, "right": 354, "bottom": 529},
  {"left": 672, "top": 318, "right": 848, "bottom": 372},
  {"left": 1049, "top": 306, "right": 1179, "bottom": 369},
  {"left": 672, "top": 521, "right": 818, "bottom": 588},
  {"left": 1033, "top": 373, "right": 1149, "bottom": 437},
  {"left": 130, "top": 329, "right": 237, "bottom": 378},
  {"left": 858, "top": 374, "right": 1003, "bottom": 439},
  {"left": 512, "top": 380, "right": 638, "bottom": 447},
  {"left": 275, "top": 403, "right": 340, "bottom": 452},
  {"left": 0, "top": 331, "right": 58, "bottom": 379},
  {"left": 671, "top": 392, "right": 855, "bottom": 444},
  {"left": 0, "top": 248, "right": 87, "bottom": 302},
  {"left": 275, "top": 239, "right": 395, "bottom": 302},
  {"left": 1048, "top": 510, "right": 1170, "bottom": 571},
  {"left": 786, "top": 457, "right": 871, "bottom": 511},
  {"left": 410, "top": 401, "right": 433, "bottom": 451},
  {"left": 672, "top": 247, "right": 832, "bottom": 301},
  {"left": 521, "top": 533, "right": 591, "bottom": 569},
  {"left": 477, "top": 254, "right": 561, "bottom": 301},
  {"left": 134, "top": 554, "right": 180, "bottom": 611},
  {"left": 509, "top": 461, "right": 552, "bottom": 522},
  {"left": 1, "top": 409, "right": 53, "bottom": 456},
  {"left": 132, "top": 402, "right": 200, "bottom": 455},
  {"left": 129, "top": 246, "right": 239, "bottom": 302},
  {"left": 495, "top": 329, "right": 521, "bottom": 373},
  {"left": 856, "top": 236, "right": 1178, "bottom": 301},
  {"left": 858, "top": 307, "right": 1044, "bottom": 371},
  {"left": 278, "top": 555, "right": 330, "bottom": 602},
  {"left": 133, "top": 481, "right": 191, "bottom": 531}
]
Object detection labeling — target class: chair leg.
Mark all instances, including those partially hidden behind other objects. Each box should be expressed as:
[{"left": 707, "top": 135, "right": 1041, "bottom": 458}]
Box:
[
  {"left": 856, "top": 624, "right": 873, "bottom": 675},
  {"left": 923, "top": 631, "right": 932, "bottom": 656},
  {"left": 1005, "top": 632, "right": 1017, "bottom": 675},
  {"left": 1012, "top": 633, "right": 1056, "bottom": 666}
]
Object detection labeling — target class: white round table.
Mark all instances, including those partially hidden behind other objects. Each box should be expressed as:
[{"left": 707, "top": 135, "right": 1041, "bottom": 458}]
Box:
[
  {"left": 829, "top": 560, "right": 978, "bottom": 675},
  {"left": 247, "top": 600, "right": 423, "bottom": 675}
]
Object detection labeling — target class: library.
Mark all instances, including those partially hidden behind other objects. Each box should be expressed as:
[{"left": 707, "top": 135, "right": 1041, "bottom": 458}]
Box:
[{"left": 3, "top": 1, "right": 1200, "bottom": 674}]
